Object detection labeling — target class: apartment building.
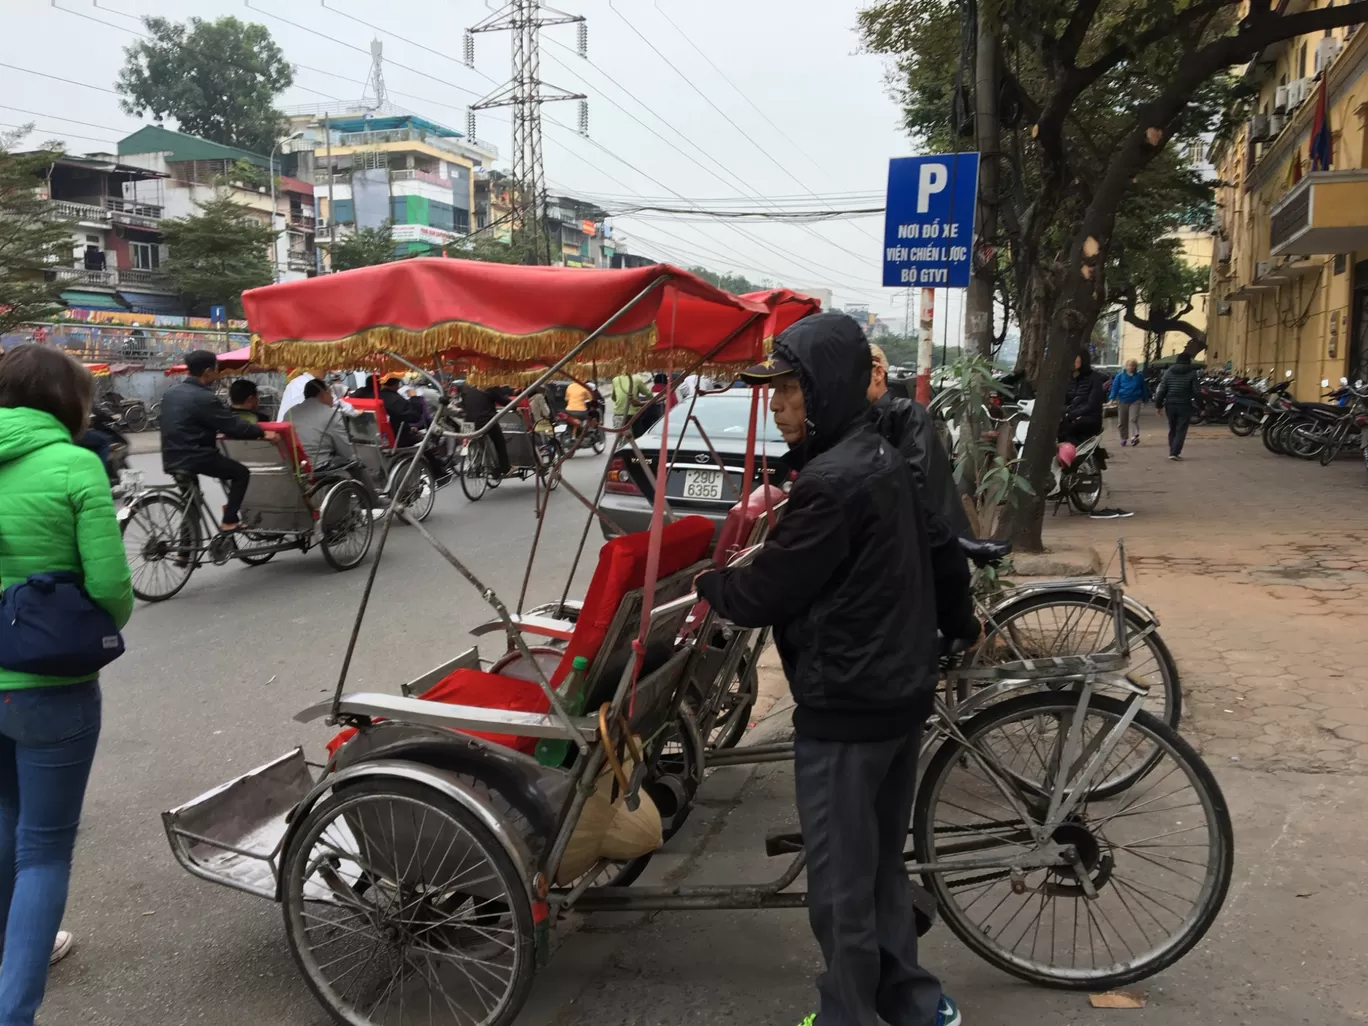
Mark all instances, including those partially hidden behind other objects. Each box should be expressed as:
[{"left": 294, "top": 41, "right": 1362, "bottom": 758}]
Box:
[{"left": 1208, "top": 6, "right": 1368, "bottom": 397}]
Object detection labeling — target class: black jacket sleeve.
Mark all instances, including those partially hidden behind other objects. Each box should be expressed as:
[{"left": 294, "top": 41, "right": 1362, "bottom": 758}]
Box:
[
  {"left": 695, "top": 474, "right": 849, "bottom": 629},
  {"left": 200, "top": 391, "right": 264, "bottom": 441}
]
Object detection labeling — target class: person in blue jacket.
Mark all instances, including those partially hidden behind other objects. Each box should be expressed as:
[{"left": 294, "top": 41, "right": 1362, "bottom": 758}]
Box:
[{"left": 1108, "top": 358, "right": 1150, "bottom": 446}]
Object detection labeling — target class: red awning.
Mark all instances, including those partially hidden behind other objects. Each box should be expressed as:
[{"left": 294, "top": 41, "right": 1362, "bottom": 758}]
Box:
[{"left": 242, "top": 259, "right": 771, "bottom": 377}]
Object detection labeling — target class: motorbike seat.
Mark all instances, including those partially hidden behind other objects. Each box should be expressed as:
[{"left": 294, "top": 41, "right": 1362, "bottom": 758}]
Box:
[
  {"left": 959, "top": 537, "right": 1012, "bottom": 567},
  {"left": 1294, "top": 402, "right": 1346, "bottom": 418}
]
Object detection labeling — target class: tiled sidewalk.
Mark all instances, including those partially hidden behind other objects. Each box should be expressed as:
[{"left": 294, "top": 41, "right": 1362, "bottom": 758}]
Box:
[{"left": 1046, "top": 421, "right": 1368, "bottom": 772}]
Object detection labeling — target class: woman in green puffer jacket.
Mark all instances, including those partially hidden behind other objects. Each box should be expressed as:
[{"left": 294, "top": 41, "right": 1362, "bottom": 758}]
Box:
[{"left": 0, "top": 344, "right": 132, "bottom": 1026}]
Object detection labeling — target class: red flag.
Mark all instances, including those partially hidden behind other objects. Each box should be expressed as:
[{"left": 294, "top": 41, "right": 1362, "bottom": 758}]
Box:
[{"left": 1310, "top": 75, "right": 1333, "bottom": 172}]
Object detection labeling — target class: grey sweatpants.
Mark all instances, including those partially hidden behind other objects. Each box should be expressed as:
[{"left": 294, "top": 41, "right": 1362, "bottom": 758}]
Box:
[
  {"left": 794, "top": 728, "right": 942, "bottom": 1026},
  {"left": 1117, "top": 400, "right": 1142, "bottom": 442}
]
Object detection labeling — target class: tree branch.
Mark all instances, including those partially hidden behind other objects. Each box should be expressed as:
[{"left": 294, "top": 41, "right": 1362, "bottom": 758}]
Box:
[{"left": 1058, "top": 0, "right": 1106, "bottom": 68}]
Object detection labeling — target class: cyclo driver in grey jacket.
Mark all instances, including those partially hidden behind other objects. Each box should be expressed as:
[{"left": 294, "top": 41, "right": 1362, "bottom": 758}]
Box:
[{"left": 695, "top": 313, "right": 961, "bottom": 1026}]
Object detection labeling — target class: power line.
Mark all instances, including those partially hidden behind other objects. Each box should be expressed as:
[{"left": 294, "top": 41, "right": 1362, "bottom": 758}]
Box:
[
  {"left": 540, "top": 39, "right": 880, "bottom": 270},
  {"left": 305, "top": 3, "right": 881, "bottom": 293},
  {"left": 50, "top": 2, "right": 347, "bottom": 104},
  {"left": 0, "top": 61, "right": 120, "bottom": 94},
  {"left": 0, "top": 121, "right": 120, "bottom": 146},
  {"left": 648, "top": 1, "right": 851, "bottom": 193},
  {"left": 0, "top": 105, "right": 135, "bottom": 135},
  {"left": 605, "top": 2, "right": 882, "bottom": 244}
]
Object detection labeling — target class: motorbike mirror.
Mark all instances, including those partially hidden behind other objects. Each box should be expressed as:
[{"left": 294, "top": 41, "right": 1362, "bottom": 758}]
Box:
[
  {"left": 1341, "top": 377, "right": 1349, "bottom": 385},
  {"left": 1322, "top": 378, "right": 1330, "bottom": 388},
  {"left": 1286, "top": 370, "right": 1293, "bottom": 377}
]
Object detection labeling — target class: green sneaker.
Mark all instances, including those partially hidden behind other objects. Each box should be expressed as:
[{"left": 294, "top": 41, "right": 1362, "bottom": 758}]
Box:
[{"left": 795, "top": 1015, "right": 816, "bottom": 1026}]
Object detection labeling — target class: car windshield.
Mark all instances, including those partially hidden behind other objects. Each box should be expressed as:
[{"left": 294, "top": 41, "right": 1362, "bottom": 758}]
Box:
[{"left": 642, "top": 394, "right": 789, "bottom": 446}]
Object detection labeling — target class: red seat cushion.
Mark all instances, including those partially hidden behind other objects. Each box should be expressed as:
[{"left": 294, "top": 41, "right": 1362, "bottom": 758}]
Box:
[
  {"left": 345, "top": 397, "right": 395, "bottom": 446},
  {"left": 326, "top": 516, "right": 715, "bottom": 758}
]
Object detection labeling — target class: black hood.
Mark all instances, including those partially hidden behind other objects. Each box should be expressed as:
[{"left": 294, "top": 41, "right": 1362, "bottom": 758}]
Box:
[{"left": 772, "top": 312, "right": 872, "bottom": 458}]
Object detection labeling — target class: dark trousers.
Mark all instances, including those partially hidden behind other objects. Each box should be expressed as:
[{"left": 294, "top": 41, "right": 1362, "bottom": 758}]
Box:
[
  {"left": 78, "top": 430, "right": 115, "bottom": 483},
  {"left": 1058, "top": 416, "right": 1102, "bottom": 445},
  {"left": 180, "top": 452, "right": 251, "bottom": 524},
  {"left": 1166, "top": 404, "right": 1192, "bottom": 456},
  {"left": 795, "top": 727, "right": 941, "bottom": 1026},
  {"left": 474, "top": 418, "right": 511, "bottom": 476}
]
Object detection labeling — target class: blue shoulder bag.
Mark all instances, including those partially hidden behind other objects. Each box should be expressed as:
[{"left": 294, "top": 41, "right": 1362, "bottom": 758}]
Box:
[{"left": 0, "top": 571, "right": 125, "bottom": 677}]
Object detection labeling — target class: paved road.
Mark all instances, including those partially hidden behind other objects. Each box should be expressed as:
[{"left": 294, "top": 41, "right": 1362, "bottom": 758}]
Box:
[{"left": 42, "top": 449, "right": 614, "bottom": 1026}]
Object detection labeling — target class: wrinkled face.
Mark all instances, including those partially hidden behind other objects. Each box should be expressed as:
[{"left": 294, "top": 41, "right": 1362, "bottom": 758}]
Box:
[
  {"left": 769, "top": 374, "right": 807, "bottom": 445},
  {"left": 1126, "top": 359, "right": 1138, "bottom": 374}
]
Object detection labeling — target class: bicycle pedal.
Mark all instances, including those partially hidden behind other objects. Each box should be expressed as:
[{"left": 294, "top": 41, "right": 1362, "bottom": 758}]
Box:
[{"left": 765, "top": 828, "right": 803, "bottom": 857}]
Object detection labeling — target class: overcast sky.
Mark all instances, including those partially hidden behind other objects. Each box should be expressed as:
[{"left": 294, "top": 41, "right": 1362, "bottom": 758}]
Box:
[{"left": 2, "top": 0, "right": 963, "bottom": 336}]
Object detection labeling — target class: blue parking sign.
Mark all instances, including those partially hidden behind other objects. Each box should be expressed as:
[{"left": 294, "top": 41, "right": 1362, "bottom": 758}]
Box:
[
  {"left": 882, "top": 153, "right": 980, "bottom": 288},
  {"left": 209, "top": 304, "right": 227, "bottom": 324}
]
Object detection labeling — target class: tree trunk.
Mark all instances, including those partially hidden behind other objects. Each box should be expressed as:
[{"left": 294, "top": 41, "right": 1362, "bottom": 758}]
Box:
[{"left": 964, "top": 18, "right": 1000, "bottom": 360}]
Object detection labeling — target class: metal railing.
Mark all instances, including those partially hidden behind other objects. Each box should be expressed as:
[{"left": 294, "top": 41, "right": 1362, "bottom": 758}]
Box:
[
  {"left": 48, "top": 200, "right": 111, "bottom": 223},
  {"left": 50, "top": 266, "right": 174, "bottom": 291}
]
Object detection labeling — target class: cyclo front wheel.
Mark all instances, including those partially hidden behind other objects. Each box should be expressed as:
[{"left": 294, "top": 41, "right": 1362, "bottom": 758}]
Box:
[
  {"left": 911, "top": 691, "right": 1233, "bottom": 990},
  {"left": 282, "top": 779, "right": 536, "bottom": 1026},
  {"left": 121, "top": 491, "right": 199, "bottom": 601}
]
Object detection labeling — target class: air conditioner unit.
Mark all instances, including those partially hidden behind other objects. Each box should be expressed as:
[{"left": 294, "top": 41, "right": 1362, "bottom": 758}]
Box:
[
  {"left": 1217, "top": 238, "right": 1232, "bottom": 263},
  {"left": 1274, "top": 86, "right": 1289, "bottom": 113},
  {"left": 1269, "top": 113, "right": 1286, "bottom": 137},
  {"left": 1287, "top": 78, "right": 1309, "bottom": 108},
  {"left": 1217, "top": 300, "right": 1233, "bottom": 316},
  {"left": 1249, "top": 114, "right": 1271, "bottom": 142},
  {"left": 1315, "top": 37, "right": 1342, "bottom": 75},
  {"left": 1256, "top": 258, "right": 1274, "bottom": 279}
]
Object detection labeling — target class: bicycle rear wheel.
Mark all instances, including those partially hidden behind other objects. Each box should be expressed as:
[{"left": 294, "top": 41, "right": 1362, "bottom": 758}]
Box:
[
  {"left": 121, "top": 492, "right": 199, "bottom": 601},
  {"left": 912, "top": 691, "right": 1233, "bottom": 990},
  {"left": 971, "top": 591, "right": 1181, "bottom": 730}
]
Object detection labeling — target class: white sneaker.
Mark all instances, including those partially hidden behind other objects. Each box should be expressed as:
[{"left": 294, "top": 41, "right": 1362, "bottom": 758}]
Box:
[{"left": 50, "top": 930, "right": 73, "bottom": 965}]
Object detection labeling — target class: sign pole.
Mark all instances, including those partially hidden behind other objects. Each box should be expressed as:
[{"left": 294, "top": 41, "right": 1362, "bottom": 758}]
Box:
[{"left": 916, "top": 287, "right": 935, "bottom": 404}]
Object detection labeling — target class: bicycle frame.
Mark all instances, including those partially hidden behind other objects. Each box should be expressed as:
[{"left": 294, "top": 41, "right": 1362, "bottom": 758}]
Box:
[{"left": 570, "top": 662, "right": 1148, "bottom": 914}]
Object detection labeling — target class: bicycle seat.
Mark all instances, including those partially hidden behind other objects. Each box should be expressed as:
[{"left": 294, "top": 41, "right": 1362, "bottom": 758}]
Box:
[
  {"left": 171, "top": 473, "right": 199, "bottom": 489},
  {"left": 958, "top": 537, "right": 1012, "bottom": 567}
]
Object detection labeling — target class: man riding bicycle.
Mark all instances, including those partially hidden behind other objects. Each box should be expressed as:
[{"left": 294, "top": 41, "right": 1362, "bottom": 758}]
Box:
[{"left": 160, "top": 350, "right": 276, "bottom": 531}]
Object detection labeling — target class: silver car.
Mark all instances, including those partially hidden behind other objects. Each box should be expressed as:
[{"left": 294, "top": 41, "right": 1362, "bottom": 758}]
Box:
[{"left": 598, "top": 392, "right": 795, "bottom": 540}]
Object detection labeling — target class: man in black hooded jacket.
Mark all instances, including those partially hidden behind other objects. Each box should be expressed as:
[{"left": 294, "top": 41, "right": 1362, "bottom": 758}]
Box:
[{"left": 695, "top": 313, "right": 958, "bottom": 1026}]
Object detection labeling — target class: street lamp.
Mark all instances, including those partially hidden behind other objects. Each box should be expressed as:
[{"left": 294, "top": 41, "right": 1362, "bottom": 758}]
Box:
[{"left": 269, "top": 130, "right": 306, "bottom": 282}]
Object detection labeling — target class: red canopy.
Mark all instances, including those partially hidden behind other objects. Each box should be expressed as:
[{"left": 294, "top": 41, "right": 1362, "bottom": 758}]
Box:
[
  {"left": 743, "top": 288, "right": 824, "bottom": 344},
  {"left": 164, "top": 345, "right": 254, "bottom": 376},
  {"left": 242, "top": 259, "right": 772, "bottom": 379}
]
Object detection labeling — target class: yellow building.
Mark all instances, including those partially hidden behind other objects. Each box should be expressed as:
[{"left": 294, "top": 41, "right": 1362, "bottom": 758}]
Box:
[
  {"left": 1209, "top": 7, "right": 1368, "bottom": 399},
  {"left": 1103, "top": 228, "right": 1213, "bottom": 366}
]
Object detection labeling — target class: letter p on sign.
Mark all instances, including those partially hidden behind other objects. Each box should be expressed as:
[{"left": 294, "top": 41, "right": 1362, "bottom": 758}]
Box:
[{"left": 916, "top": 163, "right": 948, "bottom": 213}]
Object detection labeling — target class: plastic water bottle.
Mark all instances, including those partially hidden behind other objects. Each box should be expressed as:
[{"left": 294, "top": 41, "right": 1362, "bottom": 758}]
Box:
[{"left": 535, "top": 655, "right": 590, "bottom": 768}]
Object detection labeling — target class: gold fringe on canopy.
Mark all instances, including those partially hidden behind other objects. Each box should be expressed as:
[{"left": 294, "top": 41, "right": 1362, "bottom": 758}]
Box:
[{"left": 249, "top": 318, "right": 658, "bottom": 372}]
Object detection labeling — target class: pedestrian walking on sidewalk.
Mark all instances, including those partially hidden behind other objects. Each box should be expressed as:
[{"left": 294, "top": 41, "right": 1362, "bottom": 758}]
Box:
[
  {"left": 1109, "top": 358, "right": 1150, "bottom": 446},
  {"left": 0, "top": 345, "right": 134, "bottom": 1025},
  {"left": 695, "top": 313, "right": 961, "bottom": 1026},
  {"left": 1155, "top": 352, "right": 1201, "bottom": 459}
]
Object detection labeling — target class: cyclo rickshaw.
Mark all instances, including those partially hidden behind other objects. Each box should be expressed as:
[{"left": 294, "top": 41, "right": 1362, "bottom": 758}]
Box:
[{"left": 162, "top": 259, "right": 1232, "bottom": 1025}]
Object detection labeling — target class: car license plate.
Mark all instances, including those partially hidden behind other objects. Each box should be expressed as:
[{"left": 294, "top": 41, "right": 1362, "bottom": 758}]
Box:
[{"left": 682, "top": 468, "right": 724, "bottom": 500}]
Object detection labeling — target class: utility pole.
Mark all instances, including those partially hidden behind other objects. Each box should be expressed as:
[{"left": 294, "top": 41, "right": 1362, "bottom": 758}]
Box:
[
  {"left": 916, "top": 288, "right": 936, "bottom": 403},
  {"left": 324, "top": 112, "right": 334, "bottom": 272},
  {"left": 962, "top": 10, "right": 1000, "bottom": 360},
  {"left": 467, "top": 1, "right": 587, "bottom": 265}
]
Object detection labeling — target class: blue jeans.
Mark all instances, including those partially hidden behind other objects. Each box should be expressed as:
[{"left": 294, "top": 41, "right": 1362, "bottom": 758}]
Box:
[{"left": 0, "top": 682, "right": 101, "bottom": 1026}]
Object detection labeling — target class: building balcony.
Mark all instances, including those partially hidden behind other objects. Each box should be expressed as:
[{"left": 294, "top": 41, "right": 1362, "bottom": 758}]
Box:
[
  {"left": 50, "top": 266, "right": 175, "bottom": 293},
  {"left": 1270, "top": 170, "right": 1368, "bottom": 256},
  {"left": 48, "top": 200, "right": 111, "bottom": 225},
  {"left": 47, "top": 198, "right": 163, "bottom": 229},
  {"left": 390, "top": 167, "right": 448, "bottom": 187},
  {"left": 288, "top": 213, "right": 316, "bottom": 232},
  {"left": 287, "top": 252, "right": 313, "bottom": 271}
]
